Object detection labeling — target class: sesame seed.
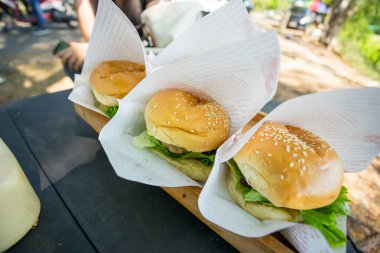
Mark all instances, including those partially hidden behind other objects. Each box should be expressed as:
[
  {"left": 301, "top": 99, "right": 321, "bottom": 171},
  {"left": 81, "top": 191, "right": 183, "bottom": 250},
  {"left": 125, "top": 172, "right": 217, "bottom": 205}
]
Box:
[
  {"left": 274, "top": 142, "right": 278, "bottom": 146},
  {"left": 255, "top": 150, "right": 260, "bottom": 154},
  {"left": 190, "top": 129, "right": 195, "bottom": 133},
  {"left": 292, "top": 153, "right": 298, "bottom": 157},
  {"left": 289, "top": 162, "right": 294, "bottom": 168},
  {"left": 280, "top": 174, "right": 285, "bottom": 180},
  {"left": 167, "top": 121, "right": 171, "bottom": 125},
  {"left": 302, "top": 165, "right": 306, "bottom": 171},
  {"left": 267, "top": 153, "right": 272, "bottom": 157},
  {"left": 153, "top": 104, "right": 158, "bottom": 109}
]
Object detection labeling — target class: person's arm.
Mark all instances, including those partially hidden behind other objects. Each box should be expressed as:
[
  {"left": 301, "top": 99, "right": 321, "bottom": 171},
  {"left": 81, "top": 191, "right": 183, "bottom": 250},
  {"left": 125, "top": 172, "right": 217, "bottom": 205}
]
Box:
[
  {"left": 56, "top": 42, "right": 88, "bottom": 72},
  {"left": 75, "top": 0, "right": 95, "bottom": 42}
]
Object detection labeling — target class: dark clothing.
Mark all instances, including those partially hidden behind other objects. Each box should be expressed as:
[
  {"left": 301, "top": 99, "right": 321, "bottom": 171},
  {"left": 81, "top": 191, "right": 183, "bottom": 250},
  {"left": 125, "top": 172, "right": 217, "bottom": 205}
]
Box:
[{"left": 90, "top": 0, "right": 150, "bottom": 26}]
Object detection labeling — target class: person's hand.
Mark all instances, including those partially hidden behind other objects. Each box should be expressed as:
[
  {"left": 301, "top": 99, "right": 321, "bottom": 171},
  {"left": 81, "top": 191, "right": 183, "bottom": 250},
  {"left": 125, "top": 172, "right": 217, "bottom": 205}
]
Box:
[{"left": 56, "top": 42, "right": 88, "bottom": 72}]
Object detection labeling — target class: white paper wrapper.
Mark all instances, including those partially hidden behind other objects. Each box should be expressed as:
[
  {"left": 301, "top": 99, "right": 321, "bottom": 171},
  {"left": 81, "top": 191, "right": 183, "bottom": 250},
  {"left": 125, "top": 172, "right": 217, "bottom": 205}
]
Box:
[
  {"left": 199, "top": 88, "right": 380, "bottom": 252},
  {"left": 217, "top": 88, "right": 380, "bottom": 172},
  {"left": 98, "top": 0, "right": 280, "bottom": 187},
  {"left": 68, "top": 0, "right": 266, "bottom": 117},
  {"left": 68, "top": 0, "right": 146, "bottom": 116},
  {"left": 151, "top": 0, "right": 265, "bottom": 66}
]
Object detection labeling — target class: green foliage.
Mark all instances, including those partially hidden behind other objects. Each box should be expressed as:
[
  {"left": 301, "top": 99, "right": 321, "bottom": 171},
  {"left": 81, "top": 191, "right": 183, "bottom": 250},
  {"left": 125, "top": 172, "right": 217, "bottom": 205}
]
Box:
[
  {"left": 252, "top": 0, "right": 292, "bottom": 10},
  {"left": 321, "top": 0, "right": 333, "bottom": 5},
  {"left": 362, "top": 35, "right": 380, "bottom": 68},
  {"left": 338, "top": 0, "right": 380, "bottom": 80}
]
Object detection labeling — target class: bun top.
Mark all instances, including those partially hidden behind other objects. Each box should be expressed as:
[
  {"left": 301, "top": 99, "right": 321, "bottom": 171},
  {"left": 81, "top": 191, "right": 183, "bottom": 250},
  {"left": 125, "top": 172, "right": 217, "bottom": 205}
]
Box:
[
  {"left": 234, "top": 122, "right": 344, "bottom": 210},
  {"left": 145, "top": 89, "right": 231, "bottom": 152},
  {"left": 90, "top": 60, "right": 146, "bottom": 99}
]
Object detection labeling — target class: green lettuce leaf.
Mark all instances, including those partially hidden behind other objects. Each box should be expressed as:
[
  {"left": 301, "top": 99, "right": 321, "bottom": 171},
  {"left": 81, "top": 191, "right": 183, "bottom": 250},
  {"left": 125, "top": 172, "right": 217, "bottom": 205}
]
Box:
[
  {"left": 227, "top": 159, "right": 350, "bottom": 248},
  {"left": 301, "top": 186, "right": 350, "bottom": 248},
  {"left": 315, "top": 186, "right": 351, "bottom": 216},
  {"left": 227, "top": 159, "right": 270, "bottom": 203},
  {"left": 227, "top": 159, "right": 251, "bottom": 195},
  {"left": 104, "top": 105, "right": 119, "bottom": 118},
  {"left": 245, "top": 189, "right": 269, "bottom": 202},
  {"left": 133, "top": 129, "right": 154, "bottom": 149},
  {"left": 133, "top": 131, "right": 215, "bottom": 166}
]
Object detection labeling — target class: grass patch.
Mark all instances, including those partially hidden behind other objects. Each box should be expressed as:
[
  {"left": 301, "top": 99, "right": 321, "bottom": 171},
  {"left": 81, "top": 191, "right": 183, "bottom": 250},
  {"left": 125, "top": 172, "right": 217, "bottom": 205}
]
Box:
[{"left": 337, "top": 40, "right": 380, "bottom": 83}]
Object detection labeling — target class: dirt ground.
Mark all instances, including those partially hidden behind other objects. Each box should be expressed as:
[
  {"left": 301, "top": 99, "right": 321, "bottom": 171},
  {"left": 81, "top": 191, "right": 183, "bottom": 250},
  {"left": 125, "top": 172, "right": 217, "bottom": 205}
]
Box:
[
  {"left": 1, "top": 14, "right": 380, "bottom": 252},
  {"left": 0, "top": 22, "right": 81, "bottom": 104}
]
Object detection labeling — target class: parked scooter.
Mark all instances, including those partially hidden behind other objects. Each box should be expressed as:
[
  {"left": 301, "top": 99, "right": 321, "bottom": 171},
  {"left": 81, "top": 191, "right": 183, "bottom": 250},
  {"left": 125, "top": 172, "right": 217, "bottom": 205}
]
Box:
[{"left": 0, "top": 0, "right": 76, "bottom": 32}]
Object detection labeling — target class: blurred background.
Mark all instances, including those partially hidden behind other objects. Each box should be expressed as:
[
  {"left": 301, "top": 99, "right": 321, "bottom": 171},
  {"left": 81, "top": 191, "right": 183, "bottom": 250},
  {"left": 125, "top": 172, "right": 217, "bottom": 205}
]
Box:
[{"left": 0, "top": 0, "right": 379, "bottom": 252}]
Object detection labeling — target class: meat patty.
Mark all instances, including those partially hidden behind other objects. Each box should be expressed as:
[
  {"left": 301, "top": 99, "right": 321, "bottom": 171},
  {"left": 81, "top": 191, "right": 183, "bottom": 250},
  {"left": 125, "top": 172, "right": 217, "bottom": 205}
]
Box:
[{"left": 161, "top": 142, "right": 188, "bottom": 154}]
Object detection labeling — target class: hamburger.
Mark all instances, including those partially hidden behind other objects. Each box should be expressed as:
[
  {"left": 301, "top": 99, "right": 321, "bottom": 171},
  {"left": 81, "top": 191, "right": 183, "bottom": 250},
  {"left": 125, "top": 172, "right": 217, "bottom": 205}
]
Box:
[
  {"left": 90, "top": 60, "right": 146, "bottom": 117},
  {"left": 133, "top": 89, "right": 231, "bottom": 182},
  {"left": 227, "top": 121, "right": 350, "bottom": 248}
]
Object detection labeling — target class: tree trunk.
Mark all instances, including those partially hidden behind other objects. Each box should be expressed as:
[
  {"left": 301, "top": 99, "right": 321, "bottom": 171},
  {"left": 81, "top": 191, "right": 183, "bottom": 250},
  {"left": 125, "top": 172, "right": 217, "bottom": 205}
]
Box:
[{"left": 321, "top": 0, "right": 358, "bottom": 47}]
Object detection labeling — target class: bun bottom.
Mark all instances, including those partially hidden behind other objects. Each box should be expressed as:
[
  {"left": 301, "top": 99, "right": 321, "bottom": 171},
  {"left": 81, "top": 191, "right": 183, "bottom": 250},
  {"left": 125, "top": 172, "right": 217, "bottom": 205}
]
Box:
[
  {"left": 150, "top": 149, "right": 211, "bottom": 182},
  {"left": 227, "top": 167, "right": 301, "bottom": 222},
  {"left": 91, "top": 87, "right": 118, "bottom": 106}
]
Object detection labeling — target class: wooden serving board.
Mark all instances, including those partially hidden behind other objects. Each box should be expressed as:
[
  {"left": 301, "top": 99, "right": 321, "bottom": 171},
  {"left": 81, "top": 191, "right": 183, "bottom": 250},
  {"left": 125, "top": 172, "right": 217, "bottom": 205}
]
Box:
[{"left": 74, "top": 103, "right": 295, "bottom": 253}]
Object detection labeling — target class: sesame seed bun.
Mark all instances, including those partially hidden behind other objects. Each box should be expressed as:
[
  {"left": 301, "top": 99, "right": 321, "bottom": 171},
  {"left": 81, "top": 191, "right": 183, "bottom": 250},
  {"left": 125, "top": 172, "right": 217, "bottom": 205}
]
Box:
[
  {"left": 233, "top": 122, "right": 344, "bottom": 210},
  {"left": 90, "top": 60, "right": 146, "bottom": 106},
  {"left": 145, "top": 89, "right": 231, "bottom": 152}
]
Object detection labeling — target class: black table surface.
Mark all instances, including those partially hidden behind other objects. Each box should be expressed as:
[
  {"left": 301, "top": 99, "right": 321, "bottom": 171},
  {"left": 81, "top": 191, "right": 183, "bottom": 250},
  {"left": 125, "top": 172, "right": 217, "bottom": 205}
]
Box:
[{"left": 0, "top": 90, "right": 359, "bottom": 253}]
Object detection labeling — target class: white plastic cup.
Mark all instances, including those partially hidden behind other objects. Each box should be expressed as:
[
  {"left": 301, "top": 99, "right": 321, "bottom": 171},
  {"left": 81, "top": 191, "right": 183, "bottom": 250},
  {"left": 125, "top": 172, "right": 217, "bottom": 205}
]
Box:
[{"left": 0, "top": 138, "right": 41, "bottom": 252}]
